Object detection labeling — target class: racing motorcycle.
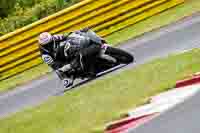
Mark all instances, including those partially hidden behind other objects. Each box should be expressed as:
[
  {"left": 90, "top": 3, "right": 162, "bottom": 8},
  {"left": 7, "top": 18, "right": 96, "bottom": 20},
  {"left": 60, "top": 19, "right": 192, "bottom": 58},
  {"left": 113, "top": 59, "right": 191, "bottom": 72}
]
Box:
[
  {"left": 60, "top": 30, "right": 134, "bottom": 83},
  {"left": 71, "top": 43, "right": 134, "bottom": 79}
]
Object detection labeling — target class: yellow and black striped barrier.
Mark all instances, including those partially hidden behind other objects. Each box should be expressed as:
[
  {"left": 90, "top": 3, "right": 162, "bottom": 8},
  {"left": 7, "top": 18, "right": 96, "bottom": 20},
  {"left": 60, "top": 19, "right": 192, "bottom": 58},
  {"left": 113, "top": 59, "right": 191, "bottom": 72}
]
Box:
[{"left": 0, "top": 0, "right": 184, "bottom": 80}]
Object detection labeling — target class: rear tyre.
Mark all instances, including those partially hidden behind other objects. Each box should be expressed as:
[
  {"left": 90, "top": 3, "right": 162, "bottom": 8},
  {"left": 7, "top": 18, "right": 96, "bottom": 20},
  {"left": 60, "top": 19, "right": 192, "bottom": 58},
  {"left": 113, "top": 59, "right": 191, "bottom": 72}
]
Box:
[{"left": 105, "top": 46, "right": 134, "bottom": 64}]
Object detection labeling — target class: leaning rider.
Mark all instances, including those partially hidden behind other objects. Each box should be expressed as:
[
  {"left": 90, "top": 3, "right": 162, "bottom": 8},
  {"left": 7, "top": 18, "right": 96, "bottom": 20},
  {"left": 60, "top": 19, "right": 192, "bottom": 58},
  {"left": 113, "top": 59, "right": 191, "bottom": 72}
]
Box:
[{"left": 38, "top": 28, "right": 116, "bottom": 88}]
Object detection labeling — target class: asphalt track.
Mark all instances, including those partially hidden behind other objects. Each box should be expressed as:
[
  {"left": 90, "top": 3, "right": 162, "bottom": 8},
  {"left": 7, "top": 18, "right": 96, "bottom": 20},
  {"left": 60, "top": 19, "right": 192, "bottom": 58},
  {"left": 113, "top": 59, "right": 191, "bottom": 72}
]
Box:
[{"left": 1, "top": 13, "right": 200, "bottom": 119}]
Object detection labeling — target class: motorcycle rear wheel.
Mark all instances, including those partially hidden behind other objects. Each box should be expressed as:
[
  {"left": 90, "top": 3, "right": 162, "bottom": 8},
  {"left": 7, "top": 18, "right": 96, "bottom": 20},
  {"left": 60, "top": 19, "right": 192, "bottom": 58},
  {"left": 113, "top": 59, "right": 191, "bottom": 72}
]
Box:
[{"left": 105, "top": 46, "right": 134, "bottom": 64}]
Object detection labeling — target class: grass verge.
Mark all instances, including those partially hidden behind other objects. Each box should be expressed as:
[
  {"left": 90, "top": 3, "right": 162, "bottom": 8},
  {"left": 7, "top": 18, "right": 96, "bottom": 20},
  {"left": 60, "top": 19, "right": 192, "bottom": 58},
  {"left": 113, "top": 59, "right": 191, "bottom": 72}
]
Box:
[
  {"left": 1, "top": 0, "right": 200, "bottom": 92},
  {"left": 0, "top": 49, "right": 200, "bottom": 133}
]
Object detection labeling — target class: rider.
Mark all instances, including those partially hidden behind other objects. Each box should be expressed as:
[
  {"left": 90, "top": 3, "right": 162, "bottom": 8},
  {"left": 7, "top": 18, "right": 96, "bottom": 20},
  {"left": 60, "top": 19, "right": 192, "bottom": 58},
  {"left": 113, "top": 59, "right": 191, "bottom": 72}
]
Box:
[{"left": 38, "top": 28, "right": 116, "bottom": 88}]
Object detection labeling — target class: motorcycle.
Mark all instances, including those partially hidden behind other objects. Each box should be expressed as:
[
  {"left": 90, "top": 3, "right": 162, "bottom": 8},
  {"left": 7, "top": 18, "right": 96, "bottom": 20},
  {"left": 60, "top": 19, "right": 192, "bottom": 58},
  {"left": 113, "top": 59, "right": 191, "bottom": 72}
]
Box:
[{"left": 59, "top": 29, "right": 134, "bottom": 85}]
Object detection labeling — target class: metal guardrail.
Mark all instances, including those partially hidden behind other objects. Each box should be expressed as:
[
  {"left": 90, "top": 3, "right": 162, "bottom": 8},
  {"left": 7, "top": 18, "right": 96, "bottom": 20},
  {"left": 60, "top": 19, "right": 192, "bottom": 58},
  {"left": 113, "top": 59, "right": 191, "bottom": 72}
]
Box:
[{"left": 0, "top": 0, "right": 184, "bottom": 80}]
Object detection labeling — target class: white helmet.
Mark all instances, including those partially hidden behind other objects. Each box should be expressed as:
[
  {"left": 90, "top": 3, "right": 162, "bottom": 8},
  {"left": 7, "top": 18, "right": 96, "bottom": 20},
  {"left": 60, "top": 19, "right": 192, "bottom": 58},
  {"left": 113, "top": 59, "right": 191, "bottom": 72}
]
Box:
[{"left": 38, "top": 32, "right": 53, "bottom": 46}]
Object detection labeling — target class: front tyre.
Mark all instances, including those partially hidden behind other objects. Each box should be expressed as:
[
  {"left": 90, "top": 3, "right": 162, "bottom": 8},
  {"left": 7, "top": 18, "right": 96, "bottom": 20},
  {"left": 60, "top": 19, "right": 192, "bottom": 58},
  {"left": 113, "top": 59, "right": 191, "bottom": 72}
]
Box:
[{"left": 105, "top": 46, "right": 134, "bottom": 64}]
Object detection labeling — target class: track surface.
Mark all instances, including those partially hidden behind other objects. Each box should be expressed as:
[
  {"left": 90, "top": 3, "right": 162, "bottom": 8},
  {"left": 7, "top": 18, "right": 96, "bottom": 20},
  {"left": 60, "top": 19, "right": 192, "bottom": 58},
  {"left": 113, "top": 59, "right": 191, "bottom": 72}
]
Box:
[
  {"left": 1, "top": 14, "right": 200, "bottom": 119},
  {"left": 128, "top": 89, "right": 200, "bottom": 133}
]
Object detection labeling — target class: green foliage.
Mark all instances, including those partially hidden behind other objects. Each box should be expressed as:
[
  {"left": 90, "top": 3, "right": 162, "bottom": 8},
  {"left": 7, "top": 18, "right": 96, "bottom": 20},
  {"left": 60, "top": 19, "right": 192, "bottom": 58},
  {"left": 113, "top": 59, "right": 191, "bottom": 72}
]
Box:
[
  {"left": 0, "top": 32, "right": 4, "bottom": 36},
  {"left": 16, "top": 0, "right": 41, "bottom": 8},
  {"left": 57, "top": 0, "right": 65, "bottom": 9},
  {"left": 0, "top": 0, "right": 81, "bottom": 34},
  {"left": 0, "top": 0, "right": 16, "bottom": 17}
]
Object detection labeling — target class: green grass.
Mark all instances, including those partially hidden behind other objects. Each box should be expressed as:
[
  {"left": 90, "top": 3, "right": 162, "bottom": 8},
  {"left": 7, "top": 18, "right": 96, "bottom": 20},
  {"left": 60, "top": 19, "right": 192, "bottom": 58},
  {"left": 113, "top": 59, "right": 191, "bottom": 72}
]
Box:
[{"left": 1, "top": 49, "right": 200, "bottom": 133}]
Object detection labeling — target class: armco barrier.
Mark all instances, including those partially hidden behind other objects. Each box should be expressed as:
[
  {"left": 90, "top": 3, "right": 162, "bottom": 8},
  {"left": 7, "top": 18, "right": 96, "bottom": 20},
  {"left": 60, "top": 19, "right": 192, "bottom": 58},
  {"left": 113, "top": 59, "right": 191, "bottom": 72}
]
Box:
[{"left": 0, "top": 0, "right": 184, "bottom": 80}]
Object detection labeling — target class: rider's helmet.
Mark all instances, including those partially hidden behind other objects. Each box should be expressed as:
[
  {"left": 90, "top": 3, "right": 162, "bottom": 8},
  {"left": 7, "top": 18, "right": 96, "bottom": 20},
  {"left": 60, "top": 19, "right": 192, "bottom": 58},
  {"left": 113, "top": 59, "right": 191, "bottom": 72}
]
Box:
[{"left": 38, "top": 32, "right": 53, "bottom": 46}]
